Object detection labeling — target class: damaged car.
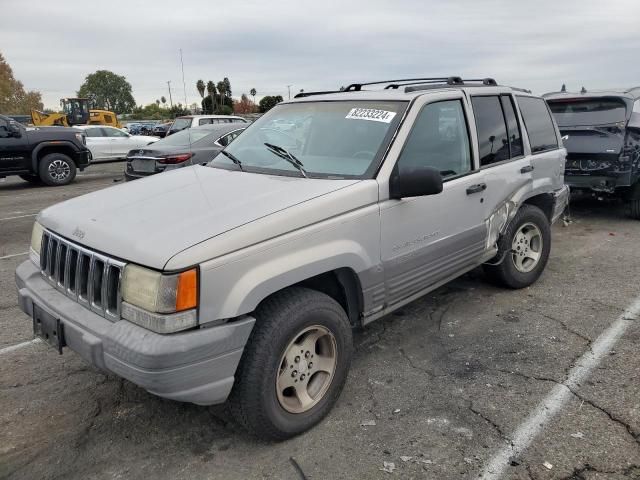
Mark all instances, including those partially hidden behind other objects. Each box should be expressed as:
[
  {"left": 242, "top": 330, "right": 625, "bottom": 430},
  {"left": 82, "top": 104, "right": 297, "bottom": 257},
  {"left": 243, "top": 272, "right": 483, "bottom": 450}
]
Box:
[
  {"left": 544, "top": 86, "right": 640, "bottom": 218},
  {"left": 16, "top": 76, "right": 568, "bottom": 440}
]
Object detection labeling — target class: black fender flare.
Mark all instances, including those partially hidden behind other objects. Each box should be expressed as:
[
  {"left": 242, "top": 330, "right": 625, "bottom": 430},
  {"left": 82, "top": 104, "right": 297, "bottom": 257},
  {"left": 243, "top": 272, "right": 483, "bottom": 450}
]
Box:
[{"left": 31, "top": 141, "right": 79, "bottom": 172}]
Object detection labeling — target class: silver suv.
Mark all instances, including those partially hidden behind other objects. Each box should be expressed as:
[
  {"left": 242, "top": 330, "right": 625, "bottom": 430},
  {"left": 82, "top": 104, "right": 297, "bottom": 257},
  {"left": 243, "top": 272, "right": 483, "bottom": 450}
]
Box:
[{"left": 16, "top": 76, "right": 569, "bottom": 440}]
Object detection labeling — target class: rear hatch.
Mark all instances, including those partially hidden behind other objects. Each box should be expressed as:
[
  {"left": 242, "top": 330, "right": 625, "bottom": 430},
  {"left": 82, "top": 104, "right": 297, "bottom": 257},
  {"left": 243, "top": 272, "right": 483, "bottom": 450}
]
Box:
[{"left": 547, "top": 97, "right": 627, "bottom": 174}]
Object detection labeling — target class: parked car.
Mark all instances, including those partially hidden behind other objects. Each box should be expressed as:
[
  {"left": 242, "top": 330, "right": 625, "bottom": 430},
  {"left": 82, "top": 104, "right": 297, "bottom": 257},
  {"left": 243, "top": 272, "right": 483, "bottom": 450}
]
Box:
[
  {"left": 17, "top": 76, "right": 568, "bottom": 440},
  {"left": 0, "top": 114, "right": 89, "bottom": 185},
  {"left": 76, "top": 125, "right": 159, "bottom": 162},
  {"left": 125, "top": 124, "right": 245, "bottom": 180},
  {"left": 167, "top": 115, "right": 248, "bottom": 136},
  {"left": 152, "top": 122, "right": 172, "bottom": 138},
  {"left": 543, "top": 86, "right": 640, "bottom": 218}
]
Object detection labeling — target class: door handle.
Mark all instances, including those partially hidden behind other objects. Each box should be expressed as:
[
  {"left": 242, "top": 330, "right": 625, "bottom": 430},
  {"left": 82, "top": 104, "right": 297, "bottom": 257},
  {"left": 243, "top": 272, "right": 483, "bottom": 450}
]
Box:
[
  {"left": 466, "top": 183, "right": 487, "bottom": 195},
  {"left": 520, "top": 165, "right": 534, "bottom": 173}
]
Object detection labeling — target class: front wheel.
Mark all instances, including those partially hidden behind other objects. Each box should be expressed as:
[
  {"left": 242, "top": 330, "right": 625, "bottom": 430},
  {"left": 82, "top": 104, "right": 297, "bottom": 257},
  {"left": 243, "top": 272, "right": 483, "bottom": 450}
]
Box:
[
  {"left": 229, "top": 287, "right": 353, "bottom": 440},
  {"left": 483, "top": 204, "right": 551, "bottom": 289},
  {"left": 38, "top": 153, "right": 76, "bottom": 186}
]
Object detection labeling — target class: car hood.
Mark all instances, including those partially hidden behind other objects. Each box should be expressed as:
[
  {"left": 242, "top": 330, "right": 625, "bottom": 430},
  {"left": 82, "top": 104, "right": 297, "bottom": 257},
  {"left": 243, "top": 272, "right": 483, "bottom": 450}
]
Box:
[{"left": 38, "top": 166, "right": 360, "bottom": 270}]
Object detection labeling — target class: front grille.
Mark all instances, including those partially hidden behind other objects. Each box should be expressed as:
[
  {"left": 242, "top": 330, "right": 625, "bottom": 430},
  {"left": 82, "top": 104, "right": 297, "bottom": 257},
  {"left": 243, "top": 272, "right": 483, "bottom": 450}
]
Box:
[{"left": 39, "top": 230, "right": 125, "bottom": 321}]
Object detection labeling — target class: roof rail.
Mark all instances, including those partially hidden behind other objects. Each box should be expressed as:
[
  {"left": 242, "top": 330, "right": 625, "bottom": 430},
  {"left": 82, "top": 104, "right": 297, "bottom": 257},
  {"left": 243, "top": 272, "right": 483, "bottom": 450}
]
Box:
[
  {"left": 292, "top": 76, "right": 499, "bottom": 99},
  {"left": 294, "top": 90, "right": 344, "bottom": 99}
]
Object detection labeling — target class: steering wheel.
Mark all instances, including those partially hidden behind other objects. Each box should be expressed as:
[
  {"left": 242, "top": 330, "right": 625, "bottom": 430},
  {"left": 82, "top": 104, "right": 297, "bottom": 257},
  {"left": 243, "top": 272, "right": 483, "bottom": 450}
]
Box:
[{"left": 351, "top": 150, "right": 376, "bottom": 159}]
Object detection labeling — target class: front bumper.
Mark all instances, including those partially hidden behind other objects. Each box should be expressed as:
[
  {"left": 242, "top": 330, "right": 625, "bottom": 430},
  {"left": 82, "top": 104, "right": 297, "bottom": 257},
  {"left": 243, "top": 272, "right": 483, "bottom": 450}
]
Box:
[
  {"left": 15, "top": 260, "right": 255, "bottom": 405},
  {"left": 74, "top": 149, "right": 91, "bottom": 169}
]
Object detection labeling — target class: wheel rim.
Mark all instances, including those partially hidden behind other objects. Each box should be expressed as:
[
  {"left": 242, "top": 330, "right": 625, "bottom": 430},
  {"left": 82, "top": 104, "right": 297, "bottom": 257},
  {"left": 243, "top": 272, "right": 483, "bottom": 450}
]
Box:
[
  {"left": 276, "top": 325, "right": 337, "bottom": 414},
  {"left": 511, "top": 222, "right": 543, "bottom": 273},
  {"left": 48, "top": 159, "right": 71, "bottom": 181}
]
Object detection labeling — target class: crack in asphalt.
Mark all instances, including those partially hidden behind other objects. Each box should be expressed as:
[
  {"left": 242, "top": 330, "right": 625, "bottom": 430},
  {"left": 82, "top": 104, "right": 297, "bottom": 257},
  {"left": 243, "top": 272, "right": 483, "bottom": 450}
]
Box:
[
  {"left": 398, "top": 347, "right": 445, "bottom": 378},
  {"left": 487, "top": 366, "right": 640, "bottom": 447},
  {"left": 559, "top": 463, "right": 640, "bottom": 479},
  {"left": 523, "top": 307, "right": 593, "bottom": 347},
  {"left": 467, "top": 401, "right": 512, "bottom": 446}
]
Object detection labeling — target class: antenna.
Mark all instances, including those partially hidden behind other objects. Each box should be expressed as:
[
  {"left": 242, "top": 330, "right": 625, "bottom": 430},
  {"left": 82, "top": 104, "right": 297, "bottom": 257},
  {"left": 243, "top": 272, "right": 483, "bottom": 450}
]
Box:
[
  {"left": 561, "top": 84, "right": 566, "bottom": 92},
  {"left": 580, "top": 86, "right": 587, "bottom": 94}
]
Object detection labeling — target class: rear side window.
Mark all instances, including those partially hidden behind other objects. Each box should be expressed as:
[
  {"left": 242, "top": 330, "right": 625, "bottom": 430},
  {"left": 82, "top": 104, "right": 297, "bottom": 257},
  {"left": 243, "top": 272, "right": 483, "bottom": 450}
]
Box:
[
  {"left": 471, "top": 96, "right": 510, "bottom": 166},
  {"left": 396, "top": 99, "right": 471, "bottom": 180},
  {"left": 517, "top": 97, "right": 558, "bottom": 153},
  {"left": 198, "top": 118, "right": 212, "bottom": 125}
]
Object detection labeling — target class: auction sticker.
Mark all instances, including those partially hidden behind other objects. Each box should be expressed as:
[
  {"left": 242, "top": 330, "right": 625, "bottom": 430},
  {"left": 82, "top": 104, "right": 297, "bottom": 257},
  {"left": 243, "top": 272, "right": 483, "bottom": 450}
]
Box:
[{"left": 345, "top": 108, "right": 397, "bottom": 123}]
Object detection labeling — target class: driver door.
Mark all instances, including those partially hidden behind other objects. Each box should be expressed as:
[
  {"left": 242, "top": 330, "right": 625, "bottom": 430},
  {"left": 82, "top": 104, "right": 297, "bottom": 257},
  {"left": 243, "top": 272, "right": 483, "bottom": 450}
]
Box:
[
  {"left": 379, "top": 95, "right": 488, "bottom": 307},
  {"left": 103, "top": 127, "right": 132, "bottom": 159}
]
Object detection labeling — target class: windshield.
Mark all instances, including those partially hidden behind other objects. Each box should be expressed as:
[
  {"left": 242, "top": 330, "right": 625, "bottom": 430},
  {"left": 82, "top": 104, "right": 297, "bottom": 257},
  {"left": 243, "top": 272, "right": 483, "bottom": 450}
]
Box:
[
  {"left": 170, "top": 118, "right": 192, "bottom": 132},
  {"left": 153, "top": 128, "right": 211, "bottom": 146},
  {"left": 211, "top": 100, "right": 407, "bottom": 178},
  {"left": 548, "top": 98, "right": 627, "bottom": 127}
]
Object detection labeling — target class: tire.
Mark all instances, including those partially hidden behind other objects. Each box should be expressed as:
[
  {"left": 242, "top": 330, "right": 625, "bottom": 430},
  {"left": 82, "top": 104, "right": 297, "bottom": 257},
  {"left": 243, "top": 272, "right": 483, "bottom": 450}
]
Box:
[
  {"left": 19, "top": 175, "right": 43, "bottom": 185},
  {"left": 38, "top": 153, "right": 76, "bottom": 186},
  {"left": 626, "top": 182, "right": 640, "bottom": 220},
  {"left": 229, "top": 287, "right": 353, "bottom": 440},
  {"left": 483, "top": 204, "right": 551, "bottom": 289}
]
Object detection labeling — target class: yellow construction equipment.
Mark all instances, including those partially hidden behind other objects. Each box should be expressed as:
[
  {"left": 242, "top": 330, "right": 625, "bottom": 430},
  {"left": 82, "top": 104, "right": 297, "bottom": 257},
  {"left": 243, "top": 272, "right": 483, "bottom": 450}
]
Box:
[{"left": 30, "top": 98, "right": 121, "bottom": 128}]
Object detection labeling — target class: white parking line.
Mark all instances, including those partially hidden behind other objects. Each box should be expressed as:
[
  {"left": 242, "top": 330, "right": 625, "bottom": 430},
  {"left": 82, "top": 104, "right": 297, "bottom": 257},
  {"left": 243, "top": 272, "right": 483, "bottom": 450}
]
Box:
[
  {"left": 0, "top": 251, "right": 29, "bottom": 260},
  {"left": 0, "top": 213, "right": 37, "bottom": 221},
  {"left": 0, "top": 338, "right": 41, "bottom": 355},
  {"left": 479, "top": 296, "right": 640, "bottom": 480}
]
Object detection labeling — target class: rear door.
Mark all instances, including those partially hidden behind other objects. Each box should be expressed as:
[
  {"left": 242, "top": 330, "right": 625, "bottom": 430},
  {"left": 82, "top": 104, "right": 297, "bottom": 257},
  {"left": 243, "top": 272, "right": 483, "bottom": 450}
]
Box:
[
  {"left": 0, "top": 118, "right": 30, "bottom": 172},
  {"left": 84, "top": 127, "right": 111, "bottom": 161},
  {"left": 516, "top": 96, "right": 564, "bottom": 193},
  {"left": 379, "top": 94, "right": 488, "bottom": 307},
  {"left": 469, "top": 94, "right": 533, "bottom": 230}
]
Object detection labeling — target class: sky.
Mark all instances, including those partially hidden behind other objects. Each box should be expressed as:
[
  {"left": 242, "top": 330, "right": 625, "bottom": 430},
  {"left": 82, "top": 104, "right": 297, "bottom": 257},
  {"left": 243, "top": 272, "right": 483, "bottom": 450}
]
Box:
[{"left": 1, "top": 0, "right": 639, "bottom": 110}]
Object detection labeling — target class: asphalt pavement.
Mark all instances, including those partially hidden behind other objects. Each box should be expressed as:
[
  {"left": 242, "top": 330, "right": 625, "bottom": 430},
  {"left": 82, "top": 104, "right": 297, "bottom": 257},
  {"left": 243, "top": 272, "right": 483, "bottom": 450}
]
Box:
[{"left": 1, "top": 163, "right": 639, "bottom": 479}]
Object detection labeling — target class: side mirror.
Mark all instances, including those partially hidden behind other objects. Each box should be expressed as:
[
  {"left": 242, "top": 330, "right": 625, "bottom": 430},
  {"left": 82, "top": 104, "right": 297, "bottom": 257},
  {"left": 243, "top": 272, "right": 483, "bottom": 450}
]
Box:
[{"left": 389, "top": 166, "right": 443, "bottom": 199}]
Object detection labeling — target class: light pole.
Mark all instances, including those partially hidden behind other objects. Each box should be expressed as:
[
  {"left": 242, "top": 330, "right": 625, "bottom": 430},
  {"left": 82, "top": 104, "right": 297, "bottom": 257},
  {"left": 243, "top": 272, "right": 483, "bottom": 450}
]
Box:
[
  {"left": 167, "top": 81, "right": 174, "bottom": 108},
  {"left": 287, "top": 84, "right": 292, "bottom": 100}
]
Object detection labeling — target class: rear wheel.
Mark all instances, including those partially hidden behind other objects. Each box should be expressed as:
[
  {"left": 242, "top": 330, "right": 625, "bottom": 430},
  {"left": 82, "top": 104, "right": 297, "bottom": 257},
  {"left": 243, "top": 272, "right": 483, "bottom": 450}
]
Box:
[
  {"left": 483, "top": 204, "right": 551, "bottom": 289},
  {"left": 38, "top": 153, "right": 76, "bottom": 186},
  {"left": 229, "top": 287, "right": 353, "bottom": 440}
]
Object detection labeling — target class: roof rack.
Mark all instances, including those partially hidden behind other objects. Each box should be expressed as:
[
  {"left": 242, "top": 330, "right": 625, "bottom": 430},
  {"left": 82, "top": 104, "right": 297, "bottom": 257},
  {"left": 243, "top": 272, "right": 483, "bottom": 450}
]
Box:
[{"left": 293, "top": 76, "right": 499, "bottom": 99}]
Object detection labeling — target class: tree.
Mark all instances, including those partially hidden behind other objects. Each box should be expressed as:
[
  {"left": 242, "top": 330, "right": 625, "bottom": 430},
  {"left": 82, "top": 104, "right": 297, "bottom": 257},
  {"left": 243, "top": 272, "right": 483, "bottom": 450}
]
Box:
[
  {"left": 216, "top": 81, "right": 226, "bottom": 102},
  {"left": 0, "top": 52, "right": 43, "bottom": 114},
  {"left": 234, "top": 94, "right": 254, "bottom": 114},
  {"left": 196, "top": 79, "right": 205, "bottom": 98},
  {"left": 223, "top": 77, "right": 232, "bottom": 99},
  {"left": 250, "top": 88, "right": 257, "bottom": 105},
  {"left": 205, "top": 81, "right": 216, "bottom": 114},
  {"left": 259, "top": 95, "right": 283, "bottom": 113},
  {"left": 155, "top": 99, "right": 160, "bottom": 106},
  {"left": 161, "top": 96, "right": 166, "bottom": 106},
  {"left": 77, "top": 70, "right": 135, "bottom": 114}
]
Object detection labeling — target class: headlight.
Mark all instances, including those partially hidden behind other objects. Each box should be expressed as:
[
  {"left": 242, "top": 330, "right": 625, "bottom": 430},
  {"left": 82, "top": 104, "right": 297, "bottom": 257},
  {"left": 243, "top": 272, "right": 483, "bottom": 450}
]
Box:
[
  {"left": 75, "top": 132, "right": 86, "bottom": 144},
  {"left": 120, "top": 264, "right": 199, "bottom": 333},
  {"left": 30, "top": 221, "right": 44, "bottom": 255}
]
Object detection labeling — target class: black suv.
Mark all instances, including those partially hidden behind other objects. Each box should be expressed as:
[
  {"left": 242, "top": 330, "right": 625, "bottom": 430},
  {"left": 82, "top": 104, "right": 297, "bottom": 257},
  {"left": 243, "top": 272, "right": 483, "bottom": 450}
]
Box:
[
  {"left": 0, "top": 114, "right": 90, "bottom": 186},
  {"left": 543, "top": 87, "right": 640, "bottom": 218}
]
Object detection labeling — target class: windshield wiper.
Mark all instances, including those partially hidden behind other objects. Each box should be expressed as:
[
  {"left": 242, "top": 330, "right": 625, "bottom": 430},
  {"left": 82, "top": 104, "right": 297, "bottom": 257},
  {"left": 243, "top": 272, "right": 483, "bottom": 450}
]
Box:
[
  {"left": 264, "top": 142, "right": 307, "bottom": 178},
  {"left": 220, "top": 150, "right": 244, "bottom": 171}
]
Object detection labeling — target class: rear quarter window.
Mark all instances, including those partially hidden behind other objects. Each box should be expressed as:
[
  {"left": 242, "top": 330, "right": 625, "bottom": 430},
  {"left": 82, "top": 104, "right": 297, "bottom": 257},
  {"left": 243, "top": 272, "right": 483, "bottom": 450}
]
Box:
[{"left": 517, "top": 97, "right": 558, "bottom": 154}]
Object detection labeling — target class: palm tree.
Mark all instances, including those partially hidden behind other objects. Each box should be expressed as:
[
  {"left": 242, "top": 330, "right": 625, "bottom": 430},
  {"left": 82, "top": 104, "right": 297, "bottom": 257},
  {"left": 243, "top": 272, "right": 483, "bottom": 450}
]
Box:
[
  {"left": 161, "top": 96, "right": 167, "bottom": 106},
  {"left": 196, "top": 80, "right": 205, "bottom": 98},
  {"left": 206, "top": 81, "right": 216, "bottom": 114},
  {"left": 155, "top": 99, "right": 160, "bottom": 106},
  {"left": 216, "top": 81, "right": 226, "bottom": 111},
  {"left": 250, "top": 88, "right": 257, "bottom": 106}
]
